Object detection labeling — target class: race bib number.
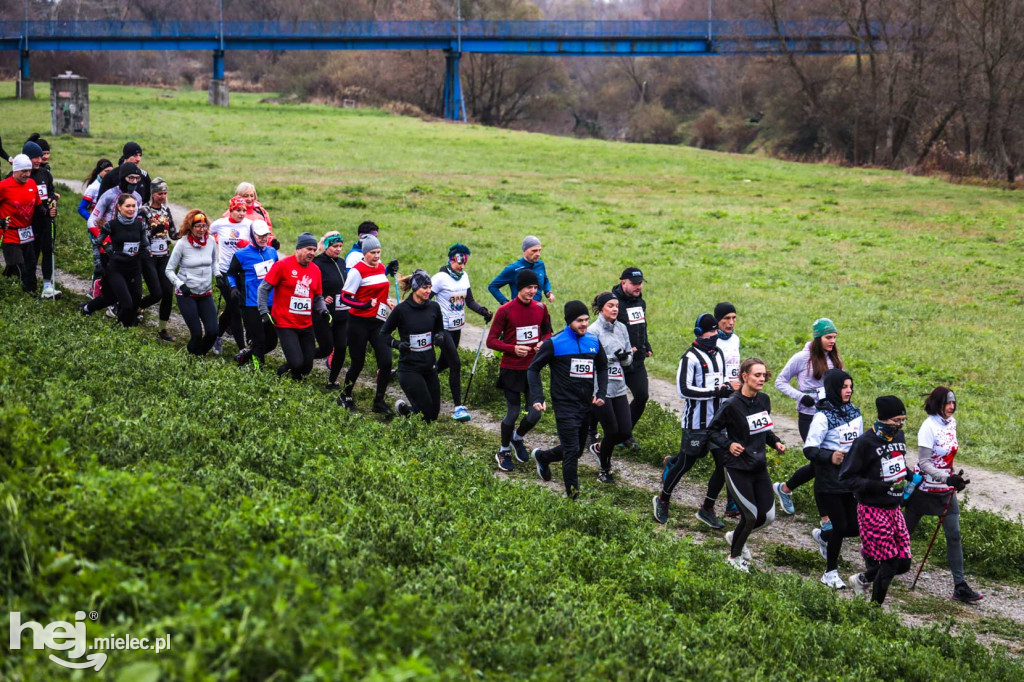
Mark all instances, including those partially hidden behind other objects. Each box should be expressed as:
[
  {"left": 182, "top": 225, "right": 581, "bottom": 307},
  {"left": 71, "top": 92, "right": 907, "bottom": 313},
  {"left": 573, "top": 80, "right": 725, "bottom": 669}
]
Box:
[
  {"left": 409, "top": 332, "right": 433, "bottom": 352},
  {"left": 608, "top": 361, "right": 624, "bottom": 381},
  {"left": 880, "top": 453, "right": 907, "bottom": 483},
  {"left": 725, "top": 362, "right": 740, "bottom": 381},
  {"left": 150, "top": 237, "right": 168, "bottom": 255},
  {"left": 446, "top": 314, "right": 465, "bottom": 330},
  {"left": 838, "top": 426, "right": 859, "bottom": 447},
  {"left": 17, "top": 227, "right": 34, "bottom": 242},
  {"left": 37, "top": 184, "right": 49, "bottom": 201},
  {"left": 289, "top": 296, "right": 312, "bottom": 315},
  {"left": 253, "top": 260, "right": 273, "bottom": 280},
  {"left": 375, "top": 301, "right": 391, "bottom": 322},
  {"left": 626, "top": 306, "right": 645, "bottom": 325},
  {"left": 569, "top": 358, "right": 594, "bottom": 379},
  {"left": 515, "top": 325, "right": 539, "bottom": 344},
  {"left": 334, "top": 297, "right": 349, "bottom": 311},
  {"left": 746, "top": 411, "right": 774, "bottom": 434},
  {"left": 122, "top": 241, "right": 140, "bottom": 256}
]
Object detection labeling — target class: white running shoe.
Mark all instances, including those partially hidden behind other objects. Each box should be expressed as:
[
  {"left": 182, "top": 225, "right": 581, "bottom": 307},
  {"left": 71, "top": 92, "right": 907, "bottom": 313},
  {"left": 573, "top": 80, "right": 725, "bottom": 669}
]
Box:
[
  {"left": 848, "top": 573, "right": 871, "bottom": 598},
  {"left": 726, "top": 555, "right": 750, "bottom": 573},
  {"left": 820, "top": 570, "right": 847, "bottom": 589},
  {"left": 724, "top": 530, "right": 752, "bottom": 561},
  {"left": 105, "top": 306, "right": 117, "bottom": 319},
  {"left": 212, "top": 338, "right": 223, "bottom": 356},
  {"left": 812, "top": 528, "right": 828, "bottom": 560},
  {"left": 395, "top": 399, "right": 412, "bottom": 417},
  {"left": 40, "top": 282, "right": 61, "bottom": 299},
  {"left": 453, "top": 405, "right": 471, "bottom": 422}
]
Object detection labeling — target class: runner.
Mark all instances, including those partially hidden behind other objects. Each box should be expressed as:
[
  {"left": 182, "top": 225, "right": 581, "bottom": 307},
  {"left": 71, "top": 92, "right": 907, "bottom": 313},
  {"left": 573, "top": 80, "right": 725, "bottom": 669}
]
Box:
[
  {"left": 383, "top": 269, "right": 445, "bottom": 422},
  {"left": 529, "top": 300, "right": 609, "bottom": 499},
  {"left": 586, "top": 292, "right": 633, "bottom": 483},
  {"left": 345, "top": 221, "right": 379, "bottom": 270},
  {"left": 210, "top": 197, "right": 252, "bottom": 355},
  {"left": 312, "top": 231, "right": 349, "bottom": 388},
  {"left": 24, "top": 138, "right": 60, "bottom": 299},
  {"left": 653, "top": 314, "right": 734, "bottom": 527},
  {"left": 839, "top": 396, "right": 913, "bottom": 605},
  {"left": 707, "top": 358, "right": 786, "bottom": 572},
  {"left": 904, "top": 387, "right": 982, "bottom": 603},
  {"left": 485, "top": 269, "right": 552, "bottom": 471},
  {"left": 77, "top": 158, "right": 113, "bottom": 220},
  {"left": 226, "top": 220, "right": 279, "bottom": 369},
  {"left": 257, "top": 232, "right": 327, "bottom": 381},
  {"left": 711, "top": 301, "right": 741, "bottom": 519},
  {"left": 772, "top": 317, "right": 844, "bottom": 525},
  {"left": 488, "top": 235, "right": 554, "bottom": 304},
  {"left": 804, "top": 369, "right": 863, "bottom": 589},
  {"left": 164, "top": 210, "right": 220, "bottom": 355},
  {"left": 336, "top": 233, "right": 398, "bottom": 413},
  {"left": 612, "top": 267, "right": 652, "bottom": 442},
  {"left": 97, "top": 142, "right": 151, "bottom": 204},
  {"left": 431, "top": 243, "right": 492, "bottom": 422},
  {"left": 229, "top": 182, "right": 275, "bottom": 238},
  {"left": 83, "top": 194, "right": 149, "bottom": 327},
  {"left": 0, "top": 154, "right": 41, "bottom": 293},
  {"left": 139, "top": 177, "right": 177, "bottom": 341},
  {"left": 88, "top": 162, "right": 143, "bottom": 297}
]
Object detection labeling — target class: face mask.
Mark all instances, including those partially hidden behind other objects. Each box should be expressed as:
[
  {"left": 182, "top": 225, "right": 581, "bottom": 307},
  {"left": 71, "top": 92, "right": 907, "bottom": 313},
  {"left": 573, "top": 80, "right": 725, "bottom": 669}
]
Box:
[
  {"left": 874, "top": 421, "right": 902, "bottom": 439},
  {"left": 123, "top": 182, "right": 137, "bottom": 193},
  {"left": 695, "top": 336, "right": 717, "bottom": 352}
]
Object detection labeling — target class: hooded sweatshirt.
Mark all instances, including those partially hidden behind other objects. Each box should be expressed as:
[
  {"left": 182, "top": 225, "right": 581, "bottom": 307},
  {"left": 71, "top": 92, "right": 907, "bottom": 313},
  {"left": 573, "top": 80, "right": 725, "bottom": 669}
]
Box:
[
  {"left": 380, "top": 296, "right": 445, "bottom": 372},
  {"left": 88, "top": 163, "right": 144, "bottom": 234},
  {"left": 775, "top": 341, "right": 836, "bottom": 416},
  {"left": 839, "top": 426, "right": 909, "bottom": 509},
  {"left": 708, "top": 391, "right": 781, "bottom": 472},
  {"left": 589, "top": 313, "right": 632, "bottom": 398},
  {"left": 803, "top": 369, "right": 863, "bottom": 494}
]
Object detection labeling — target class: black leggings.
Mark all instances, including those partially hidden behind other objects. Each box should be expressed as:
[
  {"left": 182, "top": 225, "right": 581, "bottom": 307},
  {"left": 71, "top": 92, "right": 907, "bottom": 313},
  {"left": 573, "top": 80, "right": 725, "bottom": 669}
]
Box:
[
  {"left": 176, "top": 294, "right": 219, "bottom": 355},
  {"left": 815, "top": 490, "right": 859, "bottom": 571},
  {"left": 2, "top": 242, "right": 37, "bottom": 292},
  {"left": 660, "top": 430, "right": 708, "bottom": 499},
  {"left": 784, "top": 412, "right": 817, "bottom": 495},
  {"left": 33, "top": 216, "right": 53, "bottom": 280},
  {"left": 241, "top": 306, "right": 278, "bottom": 362},
  {"left": 397, "top": 368, "right": 441, "bottom": 422},
  {"left": 151, "top": 255, "right": 174, "bottom": 321},
  {"left": 593, "top": 395, "right": 631, "bottom": 470},
  {"left": 436, "top": 328, "right": 463, "bottom": 405},
  {"left": 314, "top": 310, "right": 349, "bottom": 383},
  {"left": 343, "top": 315, "right": 392, "bottom": 401},
  {"left": 536, "top": 409, "right": 589, "bottom": 497},
  {"left": 217, "top": 278, "right": 245, "bottom": 348},
  {"left": 702, "top": 448, "right": 729, "bottom": 511},
  {"left": 276, "top": 326, "right": 316, "bottom": 380},
  {"left": 725, "top": 466, "right": 776, "bottom": 558},
  {"left": 101, "top": 259, "right": 143, "bottom": 328},
  {"left": 624, "top": 364, "right": 650, "bottom": 426},
  {"left": 500, "top": 389, "right": 542, "bottom": 447},
  {"left": 864, "top": 556, "right": 912, "bottom": 605},
  {"left": 139, "top": 254, "right": 166, "bottom": 312}
]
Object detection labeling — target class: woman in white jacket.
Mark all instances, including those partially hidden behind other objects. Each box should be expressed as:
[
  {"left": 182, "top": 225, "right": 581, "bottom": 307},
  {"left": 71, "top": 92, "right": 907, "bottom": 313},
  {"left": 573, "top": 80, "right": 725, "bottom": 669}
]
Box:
[
  {"left": 587, "top": 292, "right": 633, "bottom": 483},
  {"left": 772, "top": 318, "right": 843, "bottom": 523},
  {"left": 165, "top": 209, "right": 220, "bottom": 356}
]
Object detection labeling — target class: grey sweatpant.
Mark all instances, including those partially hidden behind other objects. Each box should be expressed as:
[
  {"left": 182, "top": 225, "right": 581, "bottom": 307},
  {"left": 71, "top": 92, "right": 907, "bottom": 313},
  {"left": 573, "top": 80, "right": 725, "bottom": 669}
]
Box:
[{"left": 903, "top": 490, "right": 965, "bottom": 585}]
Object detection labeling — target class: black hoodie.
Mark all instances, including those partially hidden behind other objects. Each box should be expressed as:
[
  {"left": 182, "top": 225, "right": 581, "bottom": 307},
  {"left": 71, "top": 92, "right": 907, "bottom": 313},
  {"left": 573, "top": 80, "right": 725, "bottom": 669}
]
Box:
[
  {"left": 839, "top": 425, "right": 909, "bottom": 509},
  {"left": 100, "top": 160, "right": 151, "bottom": 204},
  {"left": 380, "top": 296, "right": 444, "bottom": 372},
  {"left": 708, "top": 390, "right": 781, "bottom": 471}
]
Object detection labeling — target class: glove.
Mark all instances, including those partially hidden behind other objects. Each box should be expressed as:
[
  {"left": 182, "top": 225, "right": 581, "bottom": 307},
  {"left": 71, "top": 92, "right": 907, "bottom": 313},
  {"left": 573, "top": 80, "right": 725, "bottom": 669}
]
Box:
[
  {"left": 481, "top": 308, "right": 493, "bottom": 324},
  {"left": 321, "top": 311, "right": 333, "bottom": 324},
  {"left": 889, "top": 478, "right": 907, "bottom": 495},
  {"left": 94, "top": 264, "right": 105, "bottom": 278},
  {"left": 178, "top": 284, "right": 192, "bottom": 297},
  {"left": 229, "top": 287, "right": 240, "bottom": 301},
  {"left": 716, "top": 385, "right": 734, "bottom": 398},
  {"left": 385, "top": 259, "right": 399, "bottom": 276},
  {"left": 397, "top": 341, "right": 411, "bottom": 352},
  {"left": 946, "top": 469, "right": 969, "bottom": 491},
  {"left": 613, "top": 348, "right": 630, "bottom": 362},
  {"left": 0, "top": 217, "right": 7, "bottom": 229},
  {"left": 800, "top": 395, "right": 816, "bottom": 408},
  {"left": 261, "top": 312, "right": 272, "bottom": 326},
  {"left": 270, "top": 238, "right": 281, "bottom": 250}
]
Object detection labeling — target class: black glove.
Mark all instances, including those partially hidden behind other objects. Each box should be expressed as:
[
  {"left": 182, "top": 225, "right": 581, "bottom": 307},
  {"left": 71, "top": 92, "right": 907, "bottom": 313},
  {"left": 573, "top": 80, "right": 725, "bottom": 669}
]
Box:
[
  {"left": 0, "top": 217, "right": 8, "bottom": 229},
  {"left": 321, "top": 311, "right": 333, "bottom": 324},
  {"left": 385, "top": 259, "right": 399, "bottom": 276},
  {"left": 481, "top": 308, "right": 493, "bottom": 324},
  {"left": 716, "top": 385, "right": 734, "bottom": 398},
  {"left": 270, "top": 238, "right": 281, "bottom": 250},
  {"left": 397, "top": 340, "right": 411, "bottom": 352},
  {"left": 613, "top": 348, "right": 630, "bottom": 362},
  {"left": 229, "top": 287, "right": 240, "bottom": 301},
  {"left": 946, "top": 469, "right": 969, "bottom": 491},
  {"left": 800, "top": 394, "right": 816, "bottom": 408},
  {"left": 261, "top": 312, "right": 272, "bottom": 326},
  {"left": 94, "top": 264, "right": 105, "bottom": 278},
  {"left": 178, "top": 284, "right": 192, "bottom": 297}
]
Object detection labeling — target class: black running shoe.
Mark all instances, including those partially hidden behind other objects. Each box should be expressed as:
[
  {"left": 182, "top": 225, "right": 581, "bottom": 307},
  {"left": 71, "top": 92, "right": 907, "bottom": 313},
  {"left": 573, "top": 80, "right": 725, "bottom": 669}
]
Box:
[
  {"left": 597, "top": 470, "right": 614, "bottom": 484},
  {"left": 235, "top": 349, "right": 252, "bottom": 366},
  {"left": 534, "top": 449, "right": 551, "bottom": 481},
  {"left": 952, "top": 582, "right": 984, "bottom": 603},
  {"left": 372, "top": 399, "right": 394, "bottom": 417},
  {"left": 511, "top": 439, "right": 530, "bottom": 463},
  {"left": 652, "top": 496, "right": 669, "bottom": 524},
  {"left": 338, "top": 394, "right": 356, "bottom": 411},
  {"left": 696, "top": 507, "right": 725, "bottom": 530}
]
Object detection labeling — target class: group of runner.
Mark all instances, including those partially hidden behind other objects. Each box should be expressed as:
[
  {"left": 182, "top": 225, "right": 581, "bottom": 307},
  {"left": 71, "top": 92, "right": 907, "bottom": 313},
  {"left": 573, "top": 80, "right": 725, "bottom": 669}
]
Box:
[{"left": 0, "top": 137, "right": 982, "bottom": 606}]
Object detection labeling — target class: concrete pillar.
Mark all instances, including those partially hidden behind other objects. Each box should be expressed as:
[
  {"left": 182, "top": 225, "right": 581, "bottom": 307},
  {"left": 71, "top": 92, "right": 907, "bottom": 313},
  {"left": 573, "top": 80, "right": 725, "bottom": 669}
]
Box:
[
  {"left": 209, "top": 49, "right": 228, "bottom": 107},
  {"left": 17, "top": 48, "right": 34, "bottom": 99}
]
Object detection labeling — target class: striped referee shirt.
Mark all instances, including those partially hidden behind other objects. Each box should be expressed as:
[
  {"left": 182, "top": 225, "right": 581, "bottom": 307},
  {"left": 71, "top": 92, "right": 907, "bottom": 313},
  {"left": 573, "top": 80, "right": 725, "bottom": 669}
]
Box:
[{"left": 677, "top": 345, "right": 729, "bottom": 430}]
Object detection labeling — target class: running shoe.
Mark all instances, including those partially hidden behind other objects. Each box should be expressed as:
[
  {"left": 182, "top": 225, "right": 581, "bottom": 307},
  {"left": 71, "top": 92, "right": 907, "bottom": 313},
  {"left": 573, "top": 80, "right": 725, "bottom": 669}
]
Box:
[
  {"left": 105, "top": 305, "right": 117, "bottom": 319},
  {"left": 820, "top": 519, "right": 833, "bottom": 532},
  {"left": 695, "top": 507, "right": 725, "bottom": 530},
  {"left": 325, "top": 382, "right": 340, "bottom": 391},
  {"left": 652, "top": 496, "right": 669, "bottom": 525},
  {"left": 235, "top": 349, "right": 252, "bottom": 366},
  {"left": 952, "top": 582, "right": 984, "bottom": 603},
  {"left": 511, "top": 438, "right": 530, "bottom": 463},
  {"left": 726, "top": 555, "right": 750, "bottom": 573},
  {"left": 586, "top": 431, "right": 600, "bottom": 448},
  {"left": 158, "top": 329, "right": 176, "bottom": 343},
  {"left": 618, "top": 436, "right": 638, "bottom": 449},
  {"left": 40, "top": 282, "right": 61, "bottom": 299},
  {"left": 724, "top": 530, "right": 752, "bottom": 561},
  {"left": 820, "top": 570, "right": 847, "bottom": 590},
  {"left": 395, "top": 399, "right": 412, "bottom": 417},
  {"left": 79, "top": 302, "right": 92, "bottom": 316},
  {"left": 848, "top": 573, "right": 871, "bottom": 597},
  {"left": 337, "top": 394, "right": 356, "bottom": 411},
  {"left": 811, "top": 528, "right": 828, "bottom": 560},
  {"left": 372, "top": 399, "right": 394, "bottom": 417},
  {"left": 597, "top": 470, "right": 614, "bottom": 484},
  {"left": 212, "top": 338, "right": 223, "bottom": 356},
  {"left": 772, "top": 482, "right": 796, "bottom": 515},
  {"left": 453, "top": 405, "right": 471, "bottom": 422},
  {"left": 589, "top": 442, "right": 602, "bottom": 466},
  {"left": 534, "top": 448, "right": 551, "bottom": 481}
]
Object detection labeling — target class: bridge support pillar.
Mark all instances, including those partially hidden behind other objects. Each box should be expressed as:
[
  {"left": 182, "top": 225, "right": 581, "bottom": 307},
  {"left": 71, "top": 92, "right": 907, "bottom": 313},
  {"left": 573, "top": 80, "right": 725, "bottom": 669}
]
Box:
[
  {"left": 209, "top": 49, "right": 229, "bottom": 107},
  {"left": 17, "top": 47, "right": 34, "bottom": 100},
  {"left": 443, "top": 50, "right": 466, "bottom": 122}
]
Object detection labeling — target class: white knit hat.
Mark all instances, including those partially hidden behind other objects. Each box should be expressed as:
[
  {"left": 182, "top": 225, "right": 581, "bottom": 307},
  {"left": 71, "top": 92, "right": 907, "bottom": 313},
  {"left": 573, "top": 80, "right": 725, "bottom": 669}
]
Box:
[{"left": 11, "top": 154, "right": 32, "bottom": 172}]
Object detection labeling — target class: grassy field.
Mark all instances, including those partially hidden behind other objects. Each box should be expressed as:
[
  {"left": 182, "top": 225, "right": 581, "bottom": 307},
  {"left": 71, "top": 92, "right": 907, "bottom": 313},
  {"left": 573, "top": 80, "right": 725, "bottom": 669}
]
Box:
[{"left": 2, "top": 83, "right": 1024, "bottom": 477}]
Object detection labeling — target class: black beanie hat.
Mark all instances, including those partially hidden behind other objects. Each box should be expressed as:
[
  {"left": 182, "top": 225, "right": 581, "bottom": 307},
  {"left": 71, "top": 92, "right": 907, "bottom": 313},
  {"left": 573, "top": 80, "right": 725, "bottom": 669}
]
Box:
[
  {"left": 27, "top": 133, "right": 49, "bottom": 152},
  {"left": 516, "top": 269, "right": 539, "bottom": 289},
  {"left": 714, "top": 302, "right": 736, "bottom": 321},
  {"left": 123, "top": 141, "right": 143, "bottom": 158},
  {"left": 876, "top": 395, "right": 906, "bottom": 421},
  {"left": 21, "top": 141, "right": 42, "bottom": 159},
  {"left": 695, "top": 313, "right": 718, "bottom": 336},
  {"left": 564, "top": 300, "right": 589, "bottom": 324}
]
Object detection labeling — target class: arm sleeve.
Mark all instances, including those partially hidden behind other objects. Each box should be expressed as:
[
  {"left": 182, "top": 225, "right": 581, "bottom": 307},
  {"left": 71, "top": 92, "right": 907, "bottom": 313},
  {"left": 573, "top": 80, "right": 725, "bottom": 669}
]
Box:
[
  {"left": 165, "top": 244, "right": 183, "bottom": 289},
  {"left": 77, "top": 198, "right": 92, "bottom": 220},
  {"left": 168, "top": 212, "right": 178, "bottom": 240},
  {"left": 434, "top": 306, "right": 445, "bottom": 334},
  {"left": 838, "top": 438, "right": 884, "bottom": 495},
  {"left": 486, "top": 308, "right": 516, "bottom": 354},
  {"left": 380, "top": 308, "right": 402, "bottom": 349},
  {"left": 595, "top": 340, "right": 609, "bottom": 400},
  {"left": 916, "top": 446, "right": 949, "bottom": 482},
  {"left": 487, "top": 264, "right": 514, "bottom": 305},
  {"left": 803, "top": 414, "right": 831, "bottom": 463},
  {"left": 619, "top": 327, "right": 633, "bottom": 367},
  {"left": 540, "top": 307, "right": 553, "bottom": 340},
  {"left": 681, "top": 354, "right": 718, "bottom": 400},
  {"left": 257, "top": 280, "right": 272, "bottom": 315},
  {"left": 140, "top": 225, "right": 150, "bottom": 253},
  {"left": 465, "top": 287, "right": 488, "bottom": 316},
  {"left": 774, "top": 351, "right": 806, "bottom": 401},
  {"left": 526, "top": 339, "right": 554, "bottom": 405},
  {"left": 313, "top": 295, "right": 327, "bottom": 316},
  {"left": 226, "top": 254, "right": 243, "bottom": 288},
  {"left": 542, "top": 263, "right": 552, "bottom": 295},
  {"left": 88, "top": 192, "right": 110, "bottom": 229},
  {"left": 339, "top": 268, "right": 372, "bottom": 309}
]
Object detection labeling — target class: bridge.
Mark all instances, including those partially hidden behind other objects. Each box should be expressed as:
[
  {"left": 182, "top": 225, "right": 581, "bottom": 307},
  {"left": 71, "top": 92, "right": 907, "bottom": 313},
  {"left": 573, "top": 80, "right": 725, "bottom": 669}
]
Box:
[{"left": 1, "top": 20, "right": 880, "bottom": 120}]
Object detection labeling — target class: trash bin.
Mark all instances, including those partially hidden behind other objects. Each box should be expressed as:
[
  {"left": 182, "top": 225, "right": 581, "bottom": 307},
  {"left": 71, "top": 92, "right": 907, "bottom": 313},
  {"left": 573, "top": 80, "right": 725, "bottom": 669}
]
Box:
[{"left": 51, "top": 72, "right": 89, "bottom": 136}]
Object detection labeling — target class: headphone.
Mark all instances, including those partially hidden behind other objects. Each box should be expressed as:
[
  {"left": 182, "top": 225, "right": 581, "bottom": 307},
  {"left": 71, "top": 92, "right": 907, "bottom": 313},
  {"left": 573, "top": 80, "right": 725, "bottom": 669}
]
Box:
[{"left": 694, "top": 315, "right": 705, "bottom": 337}]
